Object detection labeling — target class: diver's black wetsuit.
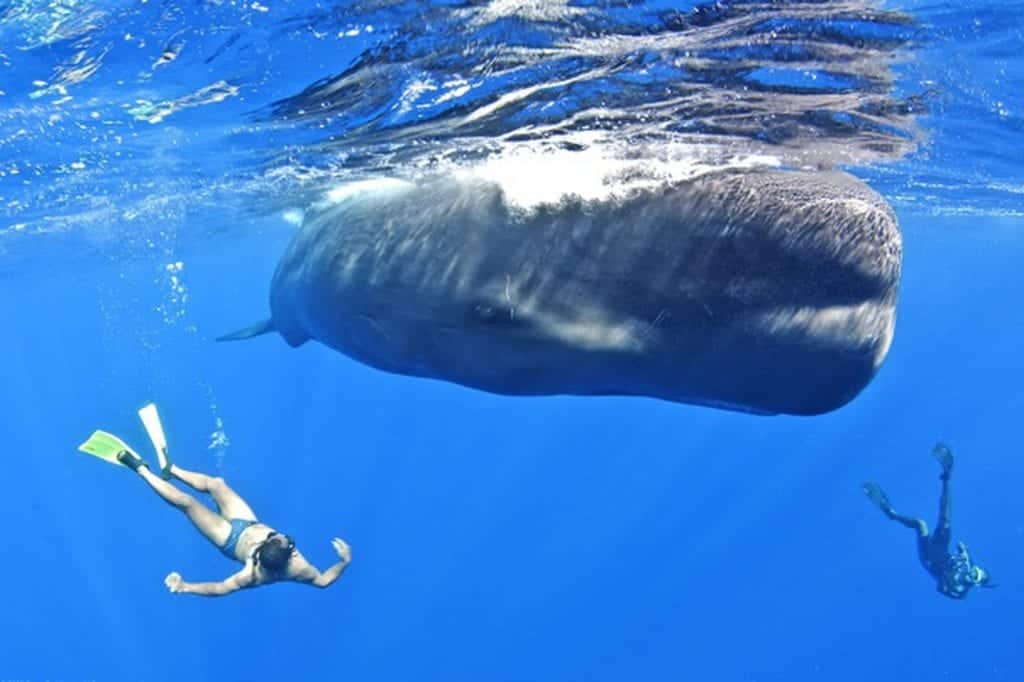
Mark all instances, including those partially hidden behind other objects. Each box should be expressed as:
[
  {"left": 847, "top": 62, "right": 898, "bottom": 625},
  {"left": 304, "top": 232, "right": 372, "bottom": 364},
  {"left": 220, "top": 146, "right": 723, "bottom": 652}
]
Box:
[
  {"left": 863, "top": 444, "right": 990, "bottom": 600},
  {"left": 881, "top": 468, "right": 965, "bottom": 597}
]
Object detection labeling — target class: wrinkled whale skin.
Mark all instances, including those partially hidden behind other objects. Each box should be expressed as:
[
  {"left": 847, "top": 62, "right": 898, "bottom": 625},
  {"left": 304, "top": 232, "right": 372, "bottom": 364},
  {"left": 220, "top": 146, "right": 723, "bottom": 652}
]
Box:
[{"left": 252, "top": 168, "right": 901, "bottom": 416}]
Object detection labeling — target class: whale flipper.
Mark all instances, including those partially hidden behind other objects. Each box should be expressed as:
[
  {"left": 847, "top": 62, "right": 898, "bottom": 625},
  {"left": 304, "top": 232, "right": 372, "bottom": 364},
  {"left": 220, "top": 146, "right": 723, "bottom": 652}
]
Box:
[{"left": 216, "top": 319, "right": 276, "bottom": 342}]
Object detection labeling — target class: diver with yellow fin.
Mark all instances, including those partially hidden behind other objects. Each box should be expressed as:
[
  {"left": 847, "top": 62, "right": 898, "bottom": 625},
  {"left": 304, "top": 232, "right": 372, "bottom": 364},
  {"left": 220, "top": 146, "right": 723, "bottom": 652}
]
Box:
[
  {"left": 863, "top": 443, "right": 995, "bottom": 600},
  {"left": 78, "top": 403, "right": 352, "bottom": 597}
]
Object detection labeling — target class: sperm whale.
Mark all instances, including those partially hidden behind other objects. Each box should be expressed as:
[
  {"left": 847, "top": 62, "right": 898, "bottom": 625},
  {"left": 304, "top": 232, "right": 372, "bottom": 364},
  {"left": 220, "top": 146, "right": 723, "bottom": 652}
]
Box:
[{"left": 219, "top": 168, "right": 901, "bottom": 416}]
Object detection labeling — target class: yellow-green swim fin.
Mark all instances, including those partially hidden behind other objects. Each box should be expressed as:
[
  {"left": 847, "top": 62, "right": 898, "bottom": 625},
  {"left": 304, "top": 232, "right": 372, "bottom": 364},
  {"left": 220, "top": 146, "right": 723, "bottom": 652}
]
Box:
[{"left": 77, "top": 430, "right": 142, "bottom": 468}]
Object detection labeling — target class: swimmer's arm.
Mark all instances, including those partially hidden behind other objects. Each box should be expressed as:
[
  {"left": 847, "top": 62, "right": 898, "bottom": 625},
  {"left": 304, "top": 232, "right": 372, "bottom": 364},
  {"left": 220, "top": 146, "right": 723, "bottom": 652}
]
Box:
[
  {"left": 291, "top": 537, "right": 352, "bottom": 589},
  {"left": 166, "top": 561, "right": 256, "bottom": 597}
]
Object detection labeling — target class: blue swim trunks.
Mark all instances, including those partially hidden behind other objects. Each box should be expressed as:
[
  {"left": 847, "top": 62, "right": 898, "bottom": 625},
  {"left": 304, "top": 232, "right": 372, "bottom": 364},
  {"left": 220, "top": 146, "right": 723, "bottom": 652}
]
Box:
[{"left": 221, "top": 518, "right": 257, "bottom": 559}]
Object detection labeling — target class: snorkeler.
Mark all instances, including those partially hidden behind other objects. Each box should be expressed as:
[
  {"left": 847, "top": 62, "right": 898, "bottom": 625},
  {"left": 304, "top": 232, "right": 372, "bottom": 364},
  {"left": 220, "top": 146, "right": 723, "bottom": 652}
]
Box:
[
  {"left": 863, "top": 443, "right": 994, "bottom": 600},
  {"left": 78, "top": 403, "right": 351, "bottom": 597}
]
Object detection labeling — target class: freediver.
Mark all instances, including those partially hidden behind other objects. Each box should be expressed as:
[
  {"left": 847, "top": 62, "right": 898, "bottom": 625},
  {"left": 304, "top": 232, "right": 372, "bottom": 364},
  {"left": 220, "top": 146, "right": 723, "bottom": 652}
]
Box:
[
  {"left": 79, "top": 404, "right": 351, "bottom": 597},
  {"left": 863, "top": 443, "right": 994, "bottom": 599}
]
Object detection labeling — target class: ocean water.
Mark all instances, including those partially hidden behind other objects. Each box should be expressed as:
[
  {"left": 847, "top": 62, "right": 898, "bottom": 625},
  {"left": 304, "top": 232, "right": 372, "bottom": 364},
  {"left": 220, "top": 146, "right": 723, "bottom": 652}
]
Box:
[{"left": 1, "top": 1, "right": 1022, "bottom": 681}]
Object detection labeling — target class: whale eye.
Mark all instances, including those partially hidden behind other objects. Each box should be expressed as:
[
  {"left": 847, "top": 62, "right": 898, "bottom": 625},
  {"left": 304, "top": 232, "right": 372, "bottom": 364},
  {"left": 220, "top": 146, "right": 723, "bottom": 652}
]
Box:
[{"left": 468, "top": 301, "right": 523, "bottom": 326}]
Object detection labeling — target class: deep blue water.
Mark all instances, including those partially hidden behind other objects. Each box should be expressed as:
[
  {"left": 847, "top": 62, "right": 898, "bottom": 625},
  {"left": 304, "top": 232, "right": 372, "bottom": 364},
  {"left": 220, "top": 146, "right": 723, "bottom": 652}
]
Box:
[{"left": 2, "top": 1, "right": 1023, "bottom": 681}]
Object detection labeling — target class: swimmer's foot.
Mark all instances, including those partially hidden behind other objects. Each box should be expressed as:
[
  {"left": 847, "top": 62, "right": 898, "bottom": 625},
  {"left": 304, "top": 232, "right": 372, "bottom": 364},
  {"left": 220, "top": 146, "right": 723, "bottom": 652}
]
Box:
[
  {"left": 158, "top": 451, "right": 173, "bottom": 481},
  {"left": 116, "top": 449, "right": 148, "bottom": 473},
  {"left": 931, "top": 442, "right": 954, "bottom": 480},
  {"left": 863, "top": 481, "right": 895, "bottom": 516}
]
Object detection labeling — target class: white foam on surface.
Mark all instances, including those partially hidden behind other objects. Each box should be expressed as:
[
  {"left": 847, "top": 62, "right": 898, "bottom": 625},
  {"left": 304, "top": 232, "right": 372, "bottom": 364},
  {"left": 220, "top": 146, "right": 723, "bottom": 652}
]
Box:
[
  {"left": 281, "top": 208, "right": 305, "bottom": 226},
  {"left": 452, "top": 140, "right": 781, "bottom": 210},
  {"left": 313, "top": 142, "right": 781, "bottom": 214},
  {"left": 321, "top": 177, "right": 416, "bottom": 206}
]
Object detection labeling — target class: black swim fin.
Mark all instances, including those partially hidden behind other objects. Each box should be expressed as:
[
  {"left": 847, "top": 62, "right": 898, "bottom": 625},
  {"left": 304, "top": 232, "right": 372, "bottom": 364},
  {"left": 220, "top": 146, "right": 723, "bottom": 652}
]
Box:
[
  {"left": 931, "top": 442, "right": 954, "bottom": 479},
  {"left": 862, "top": 481, "right": 893, "bottom": 513},
  {"left": 216, "top": 319, "right": 276, "bottom": 342}
]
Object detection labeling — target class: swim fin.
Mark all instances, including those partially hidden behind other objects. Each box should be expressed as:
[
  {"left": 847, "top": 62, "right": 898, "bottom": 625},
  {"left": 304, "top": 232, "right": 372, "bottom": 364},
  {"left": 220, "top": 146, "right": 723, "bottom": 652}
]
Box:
[
  {"left": 862, "top": 481, "right": 893, "bottom": 513},
  {"left": 931, "top": 442, "right": 954, "bottom": 479},
  {"left": 138, "top": 402, "right": 173, "bottom": 480},
  {"left": 78, "top": 430, "right": 144, "bottom": 470}
]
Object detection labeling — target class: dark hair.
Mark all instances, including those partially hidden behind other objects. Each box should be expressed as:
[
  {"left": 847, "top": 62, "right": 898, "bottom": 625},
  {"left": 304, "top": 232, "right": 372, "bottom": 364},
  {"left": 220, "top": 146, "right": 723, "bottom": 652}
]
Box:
[{"left": 255, "top": 533, "right": 294, "bottom": 572}]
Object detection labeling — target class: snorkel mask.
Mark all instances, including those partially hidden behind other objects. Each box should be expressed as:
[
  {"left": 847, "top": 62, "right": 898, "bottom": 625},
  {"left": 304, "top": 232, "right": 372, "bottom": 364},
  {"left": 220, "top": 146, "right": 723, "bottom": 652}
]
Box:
[{"left": 973, "top": 566, "right": 997, "bottom": 588}]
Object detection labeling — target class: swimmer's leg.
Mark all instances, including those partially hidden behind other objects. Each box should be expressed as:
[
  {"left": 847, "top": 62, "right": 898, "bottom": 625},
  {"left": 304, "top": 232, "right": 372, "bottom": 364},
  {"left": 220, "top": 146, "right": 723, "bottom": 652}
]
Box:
[
  {"left": 169, "top": 464, "right": 257, "bottom": 522},
  {"left": 120, "top": 454, "right": 231, "bottom": 547},
  {"left": 931, "top": 443, "right": 954, "bottom": 551},
  {"left": 863, "top": 481, "right": 929, "bottom": 536}
]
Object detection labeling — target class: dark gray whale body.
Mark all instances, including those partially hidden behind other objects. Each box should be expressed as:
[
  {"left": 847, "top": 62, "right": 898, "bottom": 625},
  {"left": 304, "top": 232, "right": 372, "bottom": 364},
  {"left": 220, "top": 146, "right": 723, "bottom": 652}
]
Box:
[{"left": 222, "top": 169, "right": 901, "bottom": 416}]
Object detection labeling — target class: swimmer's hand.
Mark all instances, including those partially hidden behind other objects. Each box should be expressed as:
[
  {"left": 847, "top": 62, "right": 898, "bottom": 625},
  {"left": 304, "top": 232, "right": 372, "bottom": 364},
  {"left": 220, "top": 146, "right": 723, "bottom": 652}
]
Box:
[
  {"left": 165, "top": 571, "right": 185, "bottom": 593},
  {"left": 332, "top": 537, "right": 352, "bottom": 564},
  {"left": 298, "top": 538, "right": 352, "bottom": 588}
]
